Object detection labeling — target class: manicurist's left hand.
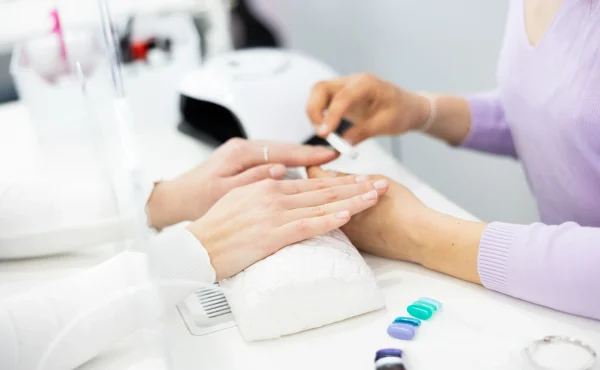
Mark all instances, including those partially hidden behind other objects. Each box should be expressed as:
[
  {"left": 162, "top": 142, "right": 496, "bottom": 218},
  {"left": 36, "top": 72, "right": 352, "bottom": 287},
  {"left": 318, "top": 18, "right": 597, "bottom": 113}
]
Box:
[
  {"left": 307, "top": 166, "right": 425, "bottom": 263},
  {"left": 307, "top": 166, "right": 486, "bottom": 284},
  {"left": 147, "top": 139, "right": 338, "bottom": 229}
]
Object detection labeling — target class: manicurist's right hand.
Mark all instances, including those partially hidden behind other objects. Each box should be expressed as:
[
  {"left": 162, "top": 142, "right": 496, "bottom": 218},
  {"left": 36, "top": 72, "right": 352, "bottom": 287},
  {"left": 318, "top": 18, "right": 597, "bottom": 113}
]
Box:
[
  {"left": 306, "top": 73, "right": 431, "bottom": 145},
  {"left": 186, "top": 175, "right": 390, "bottom": 281}
]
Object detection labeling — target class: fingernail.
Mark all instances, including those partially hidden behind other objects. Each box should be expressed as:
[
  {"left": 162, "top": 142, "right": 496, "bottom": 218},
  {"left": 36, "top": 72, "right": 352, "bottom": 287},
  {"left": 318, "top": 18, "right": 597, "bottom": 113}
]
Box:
[
  {"left": 318, "top": 124, "right": 328, "bottom": 136},
  {"left": 362, "top": 190, "right": 378, "bottom": 200},
  {"left": 319, "top": 147, "right": 337, "bottom": 155},
  {"left": 355, "top": 175, "right": 369, "bottom": 183},
  {"left": 328, "top": 171, "right": 339, "bottom": 176},
  {"left": 335, "top": 210, "right": 350, "bottom": 219},
  {"left": 373, "top": 179, "right": 388, "bottom": 189},
  {"left": 269, "top": 165, "right": 286, "bottom": 178}
]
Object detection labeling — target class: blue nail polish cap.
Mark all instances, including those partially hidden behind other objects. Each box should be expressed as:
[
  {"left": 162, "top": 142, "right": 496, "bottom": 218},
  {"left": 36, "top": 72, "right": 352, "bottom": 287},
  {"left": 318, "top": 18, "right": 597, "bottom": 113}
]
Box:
[
  {"left": 418, "top": 297, "right": 442, "bottom": 310},
  {"left": 375, "top": 348, "right": 403, "bottom": 361},
  {"left": 393, "top": 316, "right": 421, "bottom": 327}
]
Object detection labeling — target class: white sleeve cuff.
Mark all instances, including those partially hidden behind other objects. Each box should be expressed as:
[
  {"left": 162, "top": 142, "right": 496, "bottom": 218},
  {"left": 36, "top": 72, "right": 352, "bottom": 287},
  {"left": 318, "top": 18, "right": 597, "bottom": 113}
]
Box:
[
  {"left": 142, "top": 178, "right": 161, "bottom": 230},
  {"left": 149, "top": 227, "right": 217, "bottom": 286}
]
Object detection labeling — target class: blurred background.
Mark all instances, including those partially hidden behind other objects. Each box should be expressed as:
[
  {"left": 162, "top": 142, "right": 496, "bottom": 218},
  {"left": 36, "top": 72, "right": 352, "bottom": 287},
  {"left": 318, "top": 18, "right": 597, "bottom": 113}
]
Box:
[{"left": 0, "top": 0, "right": 538, "bottom": 224}]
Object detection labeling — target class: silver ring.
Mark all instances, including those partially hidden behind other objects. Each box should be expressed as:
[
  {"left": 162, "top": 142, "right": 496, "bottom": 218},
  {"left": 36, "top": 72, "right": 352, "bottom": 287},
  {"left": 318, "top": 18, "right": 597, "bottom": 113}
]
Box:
[
  {"left": 524, "top": 336, "right": 597, "bottom": 370},
  {"left": 263, "top": 146, "right": 269, "bottom": 163}
]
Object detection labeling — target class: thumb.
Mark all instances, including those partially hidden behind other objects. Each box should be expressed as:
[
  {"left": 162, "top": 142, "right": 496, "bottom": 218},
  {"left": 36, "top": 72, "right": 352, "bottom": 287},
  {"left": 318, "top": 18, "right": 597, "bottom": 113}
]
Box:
[{"left": 230, "top": 164, "right": 287, "bottom": 187}]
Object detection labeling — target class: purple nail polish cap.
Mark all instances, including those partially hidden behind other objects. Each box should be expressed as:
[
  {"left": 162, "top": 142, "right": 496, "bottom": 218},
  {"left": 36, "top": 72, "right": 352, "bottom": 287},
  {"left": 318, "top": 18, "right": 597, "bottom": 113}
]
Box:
[
  {"left": 387, "top": 323, "right": 416, "bottom": 340},
  {"left": 375, "top": 348, "right": 403, "bottom": 361}
]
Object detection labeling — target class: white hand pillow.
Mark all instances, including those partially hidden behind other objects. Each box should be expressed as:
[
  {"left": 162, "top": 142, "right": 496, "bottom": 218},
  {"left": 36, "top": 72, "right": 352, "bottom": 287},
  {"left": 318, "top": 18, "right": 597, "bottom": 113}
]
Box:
[{"left": 220, "top": 169, "right": 385, "bottom": 341}]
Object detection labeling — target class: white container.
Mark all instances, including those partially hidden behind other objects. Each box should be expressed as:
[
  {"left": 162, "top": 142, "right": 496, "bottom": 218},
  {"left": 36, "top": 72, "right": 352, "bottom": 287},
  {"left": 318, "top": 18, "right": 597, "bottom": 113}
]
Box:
[
  {"left": 6, "top": 23, "right": 143, "bottom": 259},
  {"left": 119, "top": 13, "right": 202, "bottom": 129},
  {"left": 10, "top": 29, "right": 113, "bottom": 140},
  {"left": 11, "top": 13, "right": 203, "bottom": 136}
]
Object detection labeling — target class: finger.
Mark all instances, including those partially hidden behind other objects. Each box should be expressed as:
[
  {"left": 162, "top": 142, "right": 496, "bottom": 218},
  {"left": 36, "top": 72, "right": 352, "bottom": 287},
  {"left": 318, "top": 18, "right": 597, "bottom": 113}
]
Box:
[
  {"left": 228, "top": 141, "right": 338, "bottom": 174},
  {"left": 282, "top": 180, "right": 389, "bottom": 209},
  {"left": 306, "top": 78, "right": 346, "bottom": 127},
  {"left": 341, "top": 124, "right": 376, "bottom": 145},
  {"left": 278, "top": 174, "right": 362, "bottom": 194},
  {"left": 274, "top": 211, "right": 352, "bottom": 249},
  {"left": 282, "top": 187, "right": 384, "bottom": 223},
  {"left": 229, "top": 164, "right": 287, "bottom": 187},
  {"left": 320, "top": 76, "right": 374, "bottom": 137},
  {"left": 307, "top": 166, "right": 350, "bottom": 179}
]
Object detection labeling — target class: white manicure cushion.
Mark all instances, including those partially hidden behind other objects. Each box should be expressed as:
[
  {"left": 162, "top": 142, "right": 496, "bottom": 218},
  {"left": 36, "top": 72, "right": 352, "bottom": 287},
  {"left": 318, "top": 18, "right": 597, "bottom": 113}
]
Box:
[{"left": 220, "top": 228, "right": 385, "bottom": 341}]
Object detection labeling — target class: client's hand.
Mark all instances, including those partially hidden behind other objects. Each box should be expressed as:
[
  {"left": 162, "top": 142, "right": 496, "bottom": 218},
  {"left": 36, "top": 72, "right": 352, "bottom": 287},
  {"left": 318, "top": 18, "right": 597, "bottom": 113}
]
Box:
[
  {"left": 307, "top": 167, "right": 427, "bottom": 263},
  {"left": 146, "top": 139, "right": 338, "bottom": 229},
  {"left": 187, "top": 175, "right": 390, "bottom": 281}
]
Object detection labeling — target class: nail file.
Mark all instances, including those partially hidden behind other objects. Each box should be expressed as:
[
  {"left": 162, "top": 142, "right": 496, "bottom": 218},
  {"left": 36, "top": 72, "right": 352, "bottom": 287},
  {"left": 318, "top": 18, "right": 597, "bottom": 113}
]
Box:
[{"left": 325, "top": 132, "right": 359, "bottom": 159}]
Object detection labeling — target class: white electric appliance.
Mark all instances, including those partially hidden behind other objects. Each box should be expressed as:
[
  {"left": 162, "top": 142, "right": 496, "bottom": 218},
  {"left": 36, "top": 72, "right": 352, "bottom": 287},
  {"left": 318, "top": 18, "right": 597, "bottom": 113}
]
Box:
[{"left": 178, "top": 47, "right": 352, "bottom": 145}]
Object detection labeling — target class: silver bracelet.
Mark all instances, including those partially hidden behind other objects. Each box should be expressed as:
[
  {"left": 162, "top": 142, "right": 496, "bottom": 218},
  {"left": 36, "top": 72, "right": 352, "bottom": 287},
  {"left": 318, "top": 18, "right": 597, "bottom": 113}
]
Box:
[
  {"left": 523, "top": 336, "right": 597, "bottom": 370},
  {"left": 419, "top": 94, "right": 437, "bottom": 133}
]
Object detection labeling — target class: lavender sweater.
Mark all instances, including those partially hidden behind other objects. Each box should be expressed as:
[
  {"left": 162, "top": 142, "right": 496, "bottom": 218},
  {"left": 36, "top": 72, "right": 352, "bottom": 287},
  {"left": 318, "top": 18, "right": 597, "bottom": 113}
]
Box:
[{"left": 463, "top": 0, "right": 600, "bottom": 320}]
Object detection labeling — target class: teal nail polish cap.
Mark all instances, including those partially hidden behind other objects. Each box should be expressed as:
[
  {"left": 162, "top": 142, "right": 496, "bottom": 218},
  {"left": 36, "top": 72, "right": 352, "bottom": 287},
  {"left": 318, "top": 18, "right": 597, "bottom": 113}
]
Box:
[
  {"left": 407, "top": 304, "right": 432, "bottom": 320},
  {"left": 418, "top": 297, "right": 442, "bottom": 310},
  {"left": 413, "top": 300, "right": 438, "bottom": 312}
]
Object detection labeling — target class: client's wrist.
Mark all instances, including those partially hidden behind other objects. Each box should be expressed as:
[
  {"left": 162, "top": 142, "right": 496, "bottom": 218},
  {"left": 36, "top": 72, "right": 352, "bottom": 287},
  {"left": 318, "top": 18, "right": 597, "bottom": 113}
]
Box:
[{"left": 146, "top": 180, "right": 192, "bottom": 230}]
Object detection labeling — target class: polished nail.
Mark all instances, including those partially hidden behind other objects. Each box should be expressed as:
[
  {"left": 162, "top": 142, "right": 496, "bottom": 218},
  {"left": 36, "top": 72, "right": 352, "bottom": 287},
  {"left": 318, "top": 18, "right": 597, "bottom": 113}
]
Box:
[
  {"left": 269, "top": 165, "right": 286, "bottom": 178},
  {"left": 373, "top": 180, "right": 388, "bottom": 189},
  {"left": 319, "top": 147, "right": 337, "bottom": 155},
  {"left": 335, "top": 210, "right": 350, "bottom": 219},
  {"left": 318, "top": 124, "right": 329, "bottom": 135},
  {"left": 355, "top": 175, "right": 369, "bottom": 182},
  {"left": 362, "top": 190, "right": 377, "bottom": 200}
]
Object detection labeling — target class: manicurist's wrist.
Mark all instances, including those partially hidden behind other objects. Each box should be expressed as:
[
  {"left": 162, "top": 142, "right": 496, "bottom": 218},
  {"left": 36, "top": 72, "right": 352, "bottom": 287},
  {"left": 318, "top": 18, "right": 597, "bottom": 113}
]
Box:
[
  {"left": 401, "top": 207, "right": 440, "bottom": 265},
  {"left": 411, "top": 210, "right": 487, "bottom": 284},
  {"left": 380, "top": 206, "right": 438, "bottom": 265},
  {"left": 406, "top": 92, "right": 432, "bottom": 132}
]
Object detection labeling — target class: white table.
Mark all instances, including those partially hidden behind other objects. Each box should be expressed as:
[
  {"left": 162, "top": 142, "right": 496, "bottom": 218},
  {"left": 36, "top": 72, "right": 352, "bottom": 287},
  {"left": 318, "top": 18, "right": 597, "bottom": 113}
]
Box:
[{"left": 0, "top": 101, "right": 599, "bottom": 370}]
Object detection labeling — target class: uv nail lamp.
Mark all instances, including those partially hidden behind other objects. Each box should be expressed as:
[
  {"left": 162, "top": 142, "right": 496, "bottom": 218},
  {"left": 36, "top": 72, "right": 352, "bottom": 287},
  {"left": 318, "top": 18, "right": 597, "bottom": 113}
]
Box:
[{"left": 178, "top": 47, "right": 350, "bottom": 145}]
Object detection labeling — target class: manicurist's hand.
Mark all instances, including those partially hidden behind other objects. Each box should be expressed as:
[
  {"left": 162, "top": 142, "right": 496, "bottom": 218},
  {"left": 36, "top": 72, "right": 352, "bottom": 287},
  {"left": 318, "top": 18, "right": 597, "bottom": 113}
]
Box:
[
  {"left": 146, "top": 138, "right": 338, "bottom": 229},
  {"left": 307, "top": 166, "right": 426, "bottom": 262},
  {"left": 306, "top": 73, "right": 431, "bottom": 144},
  {"left": 187, "top": 175, "right": 390, "bottom": 280},
  {"left": 307, "top": 167, "right": 487, "bottom": 284}
]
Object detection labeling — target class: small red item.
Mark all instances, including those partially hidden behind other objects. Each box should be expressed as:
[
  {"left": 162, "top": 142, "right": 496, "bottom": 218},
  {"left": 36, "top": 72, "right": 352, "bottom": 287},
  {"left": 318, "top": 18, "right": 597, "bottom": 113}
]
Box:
[{"left": 131, "top": 41, "right": 149, "bottom": 61}]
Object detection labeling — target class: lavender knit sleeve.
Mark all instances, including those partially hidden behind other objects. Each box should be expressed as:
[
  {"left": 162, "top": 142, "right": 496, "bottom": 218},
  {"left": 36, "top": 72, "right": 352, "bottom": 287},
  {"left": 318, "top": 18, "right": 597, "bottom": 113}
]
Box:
[
  {"left": 478, "top": 222, "right": 600, "bottom": 320},
  {"left": 461, "top": 90, "right": 518, "bottom": 158}
]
